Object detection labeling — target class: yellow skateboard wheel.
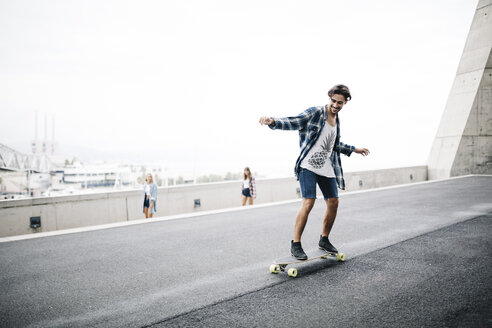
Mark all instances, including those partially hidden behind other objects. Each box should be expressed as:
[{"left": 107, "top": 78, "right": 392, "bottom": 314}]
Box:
[
  {"left": 337, "top": 253, "right": 346, "bottom": 262},
  {"left": 270, "top": 264, "right": 280, "bottom": 274},
  {"left": 287, "top": 268, "right": 298, "bottom": 278}
]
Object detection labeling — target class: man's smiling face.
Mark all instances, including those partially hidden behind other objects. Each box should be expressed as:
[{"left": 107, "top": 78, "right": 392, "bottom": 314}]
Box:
[{"left": 329, "top": 94, "right": 347, "bottom": 115}]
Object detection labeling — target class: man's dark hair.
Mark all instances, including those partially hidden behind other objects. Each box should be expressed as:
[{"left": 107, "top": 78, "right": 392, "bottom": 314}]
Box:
[{"left": 328, "top": 84, "right": 351, "bottom": 101}]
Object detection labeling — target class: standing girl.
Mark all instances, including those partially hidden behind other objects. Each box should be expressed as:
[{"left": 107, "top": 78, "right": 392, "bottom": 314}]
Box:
[
  {"left": 241, "top": 167, "right": 256, "bottom": 206},
  {"left": 143, "top": 173, "right": 157, "bottom": 218}
]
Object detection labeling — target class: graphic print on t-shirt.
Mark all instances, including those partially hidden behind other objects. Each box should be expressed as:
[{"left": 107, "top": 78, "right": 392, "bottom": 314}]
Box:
[
  {"left": 300, "top": 122, "right": 337, "bottom": 177},
  {"left": 307, "top": 137, "right": 330, "bottom": 169}
]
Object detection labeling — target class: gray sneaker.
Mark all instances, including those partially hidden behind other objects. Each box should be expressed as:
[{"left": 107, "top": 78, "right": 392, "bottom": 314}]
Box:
[
  {"left": 318, "top": 235, "right": 338, "bottom": 253},
  {"left": 291, "top": 240, "right": 308, "bottom": 260}
]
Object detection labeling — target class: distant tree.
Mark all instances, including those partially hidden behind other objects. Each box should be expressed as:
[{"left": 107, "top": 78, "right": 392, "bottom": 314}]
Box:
[
  {"left": 225, "top": 171, "right": 242, "bottom": 181},
  {"left": 196, "top": 175, "right": 210, "bottom": 183},
  {"left": 196, "top": 174, "right": 221, "bottom": 183},
  {"left": 154, "top": 174, "right": 163, "bottom": 186},
  {"left": 176, "top": 176, "right": 184, "bottom": 184},
  {"left": 139, "top": 166, "right": 148, "bottom": 183},
  {"left": 209, "top": 174, "right": 223, "bottom": 182}
]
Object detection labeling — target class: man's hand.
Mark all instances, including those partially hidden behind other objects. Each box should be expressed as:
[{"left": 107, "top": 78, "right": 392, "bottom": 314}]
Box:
[
  {"left": 354, "top": 147, "right": 370, "bottom": 156},
  {"left": 259, "top": 116, "right": 275, "bottom": 126}
]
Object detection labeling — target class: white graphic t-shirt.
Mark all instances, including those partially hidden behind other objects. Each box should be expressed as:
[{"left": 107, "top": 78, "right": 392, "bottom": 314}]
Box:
[{"left": 300, "top": 122, "right": 337, "bottom": 177}]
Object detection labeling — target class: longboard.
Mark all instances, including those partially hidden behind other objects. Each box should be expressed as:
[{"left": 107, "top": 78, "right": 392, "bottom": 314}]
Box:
[{"left": 270, "top": 248, "right": 346, "bottom": 278}]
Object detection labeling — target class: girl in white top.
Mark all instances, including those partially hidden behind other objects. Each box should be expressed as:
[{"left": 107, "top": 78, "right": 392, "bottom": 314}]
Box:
[{"left": 241, "top": 167, "right": 256, "bottom": 206}]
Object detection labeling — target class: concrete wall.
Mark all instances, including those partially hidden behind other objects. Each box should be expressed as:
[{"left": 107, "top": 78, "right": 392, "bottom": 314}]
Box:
[
  {"left": 343, "top": 166, "right": 427, "bottom": 191},
  {"left": 0, "top": 166, "right": 427, "bottom": 238},
  {"left": 428, "top": 0, "right": 492, "bottom": 179}
]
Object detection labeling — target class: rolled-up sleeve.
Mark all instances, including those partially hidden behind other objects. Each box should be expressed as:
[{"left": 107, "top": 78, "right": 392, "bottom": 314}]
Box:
[
  {"left": 269, "top": 107, "right": 318, "bottom": 131},
  {"left": 337, "top": 142, "right": 355, "bottom": 156}
]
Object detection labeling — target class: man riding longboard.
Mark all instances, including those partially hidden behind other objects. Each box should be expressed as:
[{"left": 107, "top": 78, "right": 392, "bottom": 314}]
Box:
[{"left": 259, "top": 84, "right": 370, "bottom": 260}]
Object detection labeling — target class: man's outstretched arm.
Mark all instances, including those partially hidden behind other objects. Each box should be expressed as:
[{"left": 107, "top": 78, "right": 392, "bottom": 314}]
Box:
[
  {"left": 337, "top": 142, "right": 370, "bottom": 157},
  {"left": 259, "top": 107, "right": 318, "bottom": 131}
]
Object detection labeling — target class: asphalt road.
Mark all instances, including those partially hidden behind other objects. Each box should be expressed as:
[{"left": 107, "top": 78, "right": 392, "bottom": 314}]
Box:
[
  {"left": 157, "top": 214, "right": 492, "bottom": 328},
  {"left": 1, "top": 175, "right": 491, "bottom": 327}
]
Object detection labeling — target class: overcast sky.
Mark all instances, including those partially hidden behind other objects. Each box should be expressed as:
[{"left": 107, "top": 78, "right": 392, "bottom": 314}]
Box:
[{"left": 0, "top": 0, "right": 477, "bottom": 178}]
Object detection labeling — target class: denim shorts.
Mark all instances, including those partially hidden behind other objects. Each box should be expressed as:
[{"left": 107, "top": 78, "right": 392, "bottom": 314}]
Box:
[
  {"left": 143, "top": 197, "right": 150, "bottom": 208},
  {"left": 298, "top": 168, "right": 338, "bottom": 199},
  {"left": 242, "top": 188, "right": 251, "bottom": 197}
]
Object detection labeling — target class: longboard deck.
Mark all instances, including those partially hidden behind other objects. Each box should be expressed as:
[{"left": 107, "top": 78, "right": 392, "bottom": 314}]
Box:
[
  {"left": 270, "top": 248, "right": 346, "bottom": 277},
  {"left": 275, "top": 248, "right": 339, "bottom": 265}
]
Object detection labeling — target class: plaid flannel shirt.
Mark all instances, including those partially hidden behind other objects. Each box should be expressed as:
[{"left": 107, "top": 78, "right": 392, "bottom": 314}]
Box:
[{"left": 269, "top": 105, "right": 355, "bottom": 190}]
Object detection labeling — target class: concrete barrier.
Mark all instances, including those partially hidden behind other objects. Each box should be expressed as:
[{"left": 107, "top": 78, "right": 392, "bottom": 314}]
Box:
[
  {"left": 0, "top": 166, "right": 427, "bottom": 237},
  {"left": 344, "top": 166, "right": 427, "bottom": 191}
]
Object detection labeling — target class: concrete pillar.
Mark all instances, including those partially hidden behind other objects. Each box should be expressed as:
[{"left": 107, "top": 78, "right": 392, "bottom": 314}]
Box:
[{"left": 428, "top": 0, "right": 492, "bottom": 179}]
